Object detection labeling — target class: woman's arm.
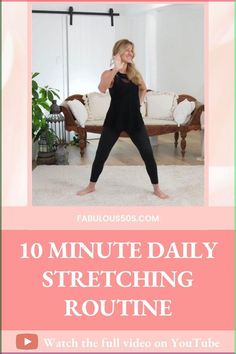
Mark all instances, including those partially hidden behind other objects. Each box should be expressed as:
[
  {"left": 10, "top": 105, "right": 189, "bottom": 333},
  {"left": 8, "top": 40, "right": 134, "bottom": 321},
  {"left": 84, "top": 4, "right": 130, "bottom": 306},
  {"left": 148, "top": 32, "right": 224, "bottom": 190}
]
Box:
[
  {"left": 98, "top": 54, "right": 124, "bottom": 93},
  {"left": 139, "top": 75, "right": 147, "bottom": 105},
  {"left": 98, "top": 68, "right": 118, "bottom": 93}
]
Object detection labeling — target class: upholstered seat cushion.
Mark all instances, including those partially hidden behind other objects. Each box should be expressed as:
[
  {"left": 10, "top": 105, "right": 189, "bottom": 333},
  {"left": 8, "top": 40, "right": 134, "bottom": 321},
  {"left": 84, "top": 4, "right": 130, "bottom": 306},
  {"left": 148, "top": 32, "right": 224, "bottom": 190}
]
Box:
[
  {"left": 85, "top": 119, "right": 105, "bottom": 127},
  {"left": 144, "top": 118, "right": 177, "bottom": 126},
  {"left": 85, "top": 117, "right": 178, "bottom": 127}
]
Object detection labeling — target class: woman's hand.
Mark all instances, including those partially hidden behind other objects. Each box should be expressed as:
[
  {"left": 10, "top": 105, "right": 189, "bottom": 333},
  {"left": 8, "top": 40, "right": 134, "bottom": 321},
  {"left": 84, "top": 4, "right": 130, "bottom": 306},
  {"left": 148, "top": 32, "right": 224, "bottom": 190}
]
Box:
[{"left": 113, "top": 54, "right": 124, "bottom": 71}]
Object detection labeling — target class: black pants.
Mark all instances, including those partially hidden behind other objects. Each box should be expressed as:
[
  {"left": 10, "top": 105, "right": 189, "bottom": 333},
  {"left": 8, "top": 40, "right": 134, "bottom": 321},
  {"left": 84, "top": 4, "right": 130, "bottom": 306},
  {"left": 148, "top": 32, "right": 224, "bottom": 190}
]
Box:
[{"left": 90, "top": 125, "right": 158, "bottom": 184}]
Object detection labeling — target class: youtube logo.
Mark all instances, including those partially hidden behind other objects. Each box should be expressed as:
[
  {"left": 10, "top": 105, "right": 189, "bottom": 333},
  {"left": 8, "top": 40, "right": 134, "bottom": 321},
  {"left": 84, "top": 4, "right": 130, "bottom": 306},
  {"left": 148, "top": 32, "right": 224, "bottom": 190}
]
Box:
[{"left": 16, "top": 334, "right": 38, "bottom": 350}]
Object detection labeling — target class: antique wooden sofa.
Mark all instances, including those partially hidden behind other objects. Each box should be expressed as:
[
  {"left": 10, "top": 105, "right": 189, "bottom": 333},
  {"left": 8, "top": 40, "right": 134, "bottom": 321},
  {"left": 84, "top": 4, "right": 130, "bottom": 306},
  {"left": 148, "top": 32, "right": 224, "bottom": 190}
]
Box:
[{"left": 60, "top": 93, "right": 204, "bottom": 158}]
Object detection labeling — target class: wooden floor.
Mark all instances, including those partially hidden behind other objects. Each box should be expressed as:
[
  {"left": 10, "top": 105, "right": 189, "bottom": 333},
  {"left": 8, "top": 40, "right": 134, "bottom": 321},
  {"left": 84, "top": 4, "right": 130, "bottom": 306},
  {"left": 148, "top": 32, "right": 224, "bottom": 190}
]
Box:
[{"left": 68, "top": 131, "right": 204, "bottom": 166}]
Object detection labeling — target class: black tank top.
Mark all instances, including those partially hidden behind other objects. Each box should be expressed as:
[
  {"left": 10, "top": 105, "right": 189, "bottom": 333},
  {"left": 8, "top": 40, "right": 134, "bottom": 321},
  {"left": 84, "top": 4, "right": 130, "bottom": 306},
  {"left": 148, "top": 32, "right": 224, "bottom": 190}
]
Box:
[{"left": 103, "top": 72, "right": 144, "bottom": 133}]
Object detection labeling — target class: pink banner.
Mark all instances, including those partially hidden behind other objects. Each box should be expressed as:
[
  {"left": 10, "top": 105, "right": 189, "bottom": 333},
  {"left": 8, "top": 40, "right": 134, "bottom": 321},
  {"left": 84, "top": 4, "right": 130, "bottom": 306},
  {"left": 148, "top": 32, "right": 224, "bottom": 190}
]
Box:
[
  {"left": 2, "top": 230, "right": 234, "bottom": 330},
  {"left": 2, "top": 330, "right": 235, "bottom": 352},
  {"left": 1, "top": 2, "right": 234, "bottom": 354}
]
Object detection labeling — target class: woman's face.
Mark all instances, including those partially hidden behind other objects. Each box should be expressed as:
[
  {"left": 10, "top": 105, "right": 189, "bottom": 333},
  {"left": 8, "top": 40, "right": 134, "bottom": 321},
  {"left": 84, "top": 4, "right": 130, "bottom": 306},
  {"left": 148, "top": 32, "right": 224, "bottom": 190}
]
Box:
[{"left": 119, "top": 44, "right": 134, "bottom": 64}]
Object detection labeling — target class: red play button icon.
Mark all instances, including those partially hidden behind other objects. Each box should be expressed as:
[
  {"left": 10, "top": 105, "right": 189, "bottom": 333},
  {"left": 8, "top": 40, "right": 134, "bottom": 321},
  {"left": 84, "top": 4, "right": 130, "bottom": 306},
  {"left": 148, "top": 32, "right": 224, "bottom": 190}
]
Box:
[{"left": 16, "top": 334, "right": 38, "bottom": 350}]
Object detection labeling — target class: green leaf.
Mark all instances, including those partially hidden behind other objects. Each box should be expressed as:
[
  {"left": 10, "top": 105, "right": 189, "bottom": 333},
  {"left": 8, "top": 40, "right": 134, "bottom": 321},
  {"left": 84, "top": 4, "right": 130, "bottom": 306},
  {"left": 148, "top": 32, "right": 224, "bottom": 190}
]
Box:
[
  {"left": 32, "top": 89, "right": 39, "bottom": 99},
  {"left": 34, "top": 129, "right": 43, "bottom": 142},
  {"left": 49, "top": 88, "right": 60, "bottom": 93},
  {"left": 50, "top": 90, "right": 60, "bottom": 99},
  {"left": 48, "top": 91, "right": 54, "bottom": 102},
  {"left": 32, "top": 72, "right": 40, "bottom": 78},
  {"left": 39, "top": 102, "right": 50, "bottom": 111},
  {"left": 39, "top": 88, "right": 47, "bottom": 100},
  {"left": 41, "top": 118, "right": 48, "bottom": 127},
  {"left": 32, "top": 80, "right": 38, "bottom": 91},
  {"left": 35, "top": 105, "right": 43, "bottom": 116}
]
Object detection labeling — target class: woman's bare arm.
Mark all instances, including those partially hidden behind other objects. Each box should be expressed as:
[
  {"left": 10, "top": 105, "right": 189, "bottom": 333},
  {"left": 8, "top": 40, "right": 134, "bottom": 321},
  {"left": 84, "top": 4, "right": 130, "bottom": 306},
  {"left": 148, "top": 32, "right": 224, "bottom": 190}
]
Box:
[
  {"left": 98, "top": 54, "right": 124, "bottom": 93},
  {"left": 139, "top": 75, "right": 147, "bottom": 105},
  {"left": 98, "top": 68, "right": 118, "bottom": 93}
]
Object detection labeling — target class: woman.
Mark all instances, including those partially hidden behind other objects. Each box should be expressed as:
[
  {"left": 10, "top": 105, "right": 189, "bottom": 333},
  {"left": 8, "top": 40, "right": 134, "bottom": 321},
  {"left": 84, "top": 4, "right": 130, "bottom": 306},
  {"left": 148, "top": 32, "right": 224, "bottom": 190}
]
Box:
[{"left": 78, "top": 39, "right": 168, "bottom": 199}]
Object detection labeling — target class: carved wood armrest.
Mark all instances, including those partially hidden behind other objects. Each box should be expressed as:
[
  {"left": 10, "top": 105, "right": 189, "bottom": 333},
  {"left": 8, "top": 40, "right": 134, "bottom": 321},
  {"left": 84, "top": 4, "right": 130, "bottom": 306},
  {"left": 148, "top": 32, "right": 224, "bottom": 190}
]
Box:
[{"left": 65, "top": 94, "right": 85, "bottom": 104}]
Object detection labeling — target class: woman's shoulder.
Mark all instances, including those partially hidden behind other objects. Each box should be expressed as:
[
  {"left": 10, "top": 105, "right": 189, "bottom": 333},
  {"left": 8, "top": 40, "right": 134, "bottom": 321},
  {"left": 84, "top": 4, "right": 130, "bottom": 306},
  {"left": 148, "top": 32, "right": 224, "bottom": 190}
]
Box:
[{"left": 101, "top": 69, "right": 115, "bottom": 76}]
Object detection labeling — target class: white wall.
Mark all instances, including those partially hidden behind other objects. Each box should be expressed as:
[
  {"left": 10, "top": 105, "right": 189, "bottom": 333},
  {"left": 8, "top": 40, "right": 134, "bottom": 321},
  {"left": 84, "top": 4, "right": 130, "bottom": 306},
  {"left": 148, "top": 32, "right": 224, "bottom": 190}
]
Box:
[
  {"left": 119, "top": 4, "right": 204, "bottom": 100},
  {"left": 155, "top": 4, "right": 204, "bottom": 101},
  {"left": 32, "top": 3, "right": 204, "bottom": 102},
  {"left": 32, "top": 13, "right": 67, "bottom": 99},
  {"left": 32, "top": 3, "right": 122, "bottom": 98},
  {"left": 68, "top": 15, "right": 115, "bottom": 93}
]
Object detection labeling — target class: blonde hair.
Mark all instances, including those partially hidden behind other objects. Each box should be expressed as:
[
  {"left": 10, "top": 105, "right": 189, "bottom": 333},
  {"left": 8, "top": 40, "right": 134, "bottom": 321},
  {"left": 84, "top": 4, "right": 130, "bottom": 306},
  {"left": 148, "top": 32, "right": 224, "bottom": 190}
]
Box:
[{"left": 112, "top": 39, "right": 143, "bottom": 86}]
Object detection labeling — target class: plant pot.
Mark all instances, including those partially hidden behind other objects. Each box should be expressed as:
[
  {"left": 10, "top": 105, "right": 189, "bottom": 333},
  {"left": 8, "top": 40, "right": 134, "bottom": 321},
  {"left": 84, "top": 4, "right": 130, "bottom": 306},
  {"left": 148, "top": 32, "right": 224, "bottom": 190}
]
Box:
[
  {"left": 55, "top": 145, "right": 69, "bottom": 165},
  {"left": 37, "top": 150, "right": 57, "bottom": 165}
]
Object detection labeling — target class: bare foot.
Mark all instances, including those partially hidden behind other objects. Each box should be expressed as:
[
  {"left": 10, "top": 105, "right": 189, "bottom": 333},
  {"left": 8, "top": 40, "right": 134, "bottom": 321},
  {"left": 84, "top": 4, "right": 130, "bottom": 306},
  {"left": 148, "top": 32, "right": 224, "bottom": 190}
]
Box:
[
  {"left": 153, "top": 185, "right": 169, "bottom": 199},
  {"left": 77, "top": 182, "right": 96, "bottom": 196}
]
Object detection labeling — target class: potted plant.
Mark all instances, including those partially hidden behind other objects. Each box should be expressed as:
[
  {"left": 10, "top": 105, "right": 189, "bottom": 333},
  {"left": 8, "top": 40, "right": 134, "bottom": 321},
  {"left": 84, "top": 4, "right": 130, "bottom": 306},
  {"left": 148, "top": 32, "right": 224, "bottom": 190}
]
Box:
[{"left": 32, "top": 72, "right": 60, "bottom": 160}]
